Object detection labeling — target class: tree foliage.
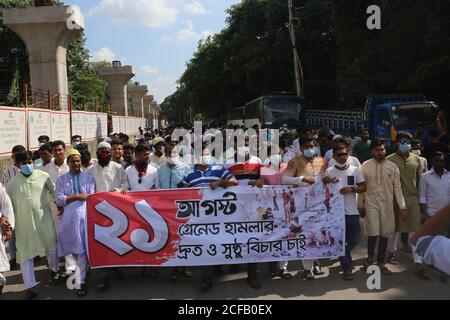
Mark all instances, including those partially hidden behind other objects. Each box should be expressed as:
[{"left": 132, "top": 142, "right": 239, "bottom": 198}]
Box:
[{"left": 162, "top": 0, "right": 450, "bottom": 122}]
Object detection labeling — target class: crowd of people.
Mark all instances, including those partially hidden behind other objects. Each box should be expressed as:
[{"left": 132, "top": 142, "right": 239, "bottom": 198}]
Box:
[{"left": 0, "top": 113, "right": 450, "bottom": 299}]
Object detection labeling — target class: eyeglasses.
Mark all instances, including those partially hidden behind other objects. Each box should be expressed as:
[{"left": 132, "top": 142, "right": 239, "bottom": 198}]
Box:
[
  {"left": 335, "top": 153, "right": 348, "bottom": 157},
  {"left": 398, "top": 140, "right": 410, "bottom": 145}
]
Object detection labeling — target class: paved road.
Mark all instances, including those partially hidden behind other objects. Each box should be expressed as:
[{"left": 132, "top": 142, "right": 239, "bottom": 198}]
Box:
[{"left": 1, "top": 242, "right": 449, "bottom": 300}]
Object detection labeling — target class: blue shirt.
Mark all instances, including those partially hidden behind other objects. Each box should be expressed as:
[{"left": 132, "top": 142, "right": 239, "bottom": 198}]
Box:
[
  {"left": 183, "top": 165, "right": 235, "bottom": 187},
  {"left": 158, "top": 162, "right": 191, "bottom": 189}
]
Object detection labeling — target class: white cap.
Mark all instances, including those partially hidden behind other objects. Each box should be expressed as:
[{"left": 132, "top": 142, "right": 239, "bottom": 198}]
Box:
[
  {"left": 332, "top": 135, "right": 343, "bottom": 141},
  {"left": 97, "top": 141, "right": 112, "bottom": 150}
]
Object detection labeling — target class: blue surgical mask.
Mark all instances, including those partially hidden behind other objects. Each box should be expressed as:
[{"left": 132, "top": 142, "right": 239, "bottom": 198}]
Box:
[
  {"left": 302, "top": 148, "right": 315, "bottom": 158},
  {"left": 398, "top": 143, "right": 411, "bottom": 153},
  {"left": 20, "top": 164, "right": 34, "bottom": 175},
  {"left": 73, "top": 141, "right": 80, "bottom": 147},
  {"left": 314, "top": 147, "right": 321, "bottom": 156}
]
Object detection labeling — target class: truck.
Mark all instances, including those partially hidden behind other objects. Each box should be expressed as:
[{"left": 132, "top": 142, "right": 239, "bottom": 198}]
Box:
[{"left": 306, "top": 94, "right": 440, "bottom": 149}]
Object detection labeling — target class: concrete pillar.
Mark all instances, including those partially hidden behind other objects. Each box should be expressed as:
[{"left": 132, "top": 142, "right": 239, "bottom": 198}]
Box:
[
  {"left": 3, "top": 5, "right": 84, "bottom": 111},
  {"left": 97, "top": 66, "right": 135, "bottom": 116},
  {"left": 143, "top": 95, "right": 153, "bottom": 127},
  {"left": 127, "top": 84, "right": 148, "bottom": 117},
  {"left": 151, "top": 101, "right": 158, "bottom": 129}
]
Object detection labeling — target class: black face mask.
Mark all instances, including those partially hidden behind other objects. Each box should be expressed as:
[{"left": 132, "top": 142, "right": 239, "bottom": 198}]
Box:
[{"left": 97, "top": 153, "right": 112, "bottom": 167}]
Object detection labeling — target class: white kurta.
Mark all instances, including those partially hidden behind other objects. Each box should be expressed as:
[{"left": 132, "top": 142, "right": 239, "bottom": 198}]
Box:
[{"left": 0, "top": 183, "right": 14, "bottom": 272}]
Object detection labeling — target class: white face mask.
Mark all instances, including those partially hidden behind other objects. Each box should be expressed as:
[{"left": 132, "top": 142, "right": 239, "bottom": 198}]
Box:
[
  {"left": 167, "top": 157, "right": 180, "bottom": 165},
  {"left": 335, "top": 160, "right": 349, "bottom": 169},
  {"left": 269, "top": 154, "right": 282, "bottom": 167},
  {"left": 201, "top": 155, "right": 215, "bottom": 165},
  {"left": 411, "top": 149, "right": 421, "bottom": 156},
  {"left": 237, "top": 147, "right": 249, "bottom": 159}
]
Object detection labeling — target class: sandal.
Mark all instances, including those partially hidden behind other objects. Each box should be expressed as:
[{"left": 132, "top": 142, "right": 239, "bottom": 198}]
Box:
[
  {"left": 268, "top": 262, "right": 279, "bottom": 276},
  {"left": 76, "top": 284, "right": 88, "bottom": 297},
  {"left": 378, "top": 264, "right": 393, "bottom": 275},
  {"left": 342, "top": 271, "right": 353, "bottom": 281},
  {"left": 181, "top": 269, "right": 193, "bottom": 278},
  {"left": 278, "top": 270, "right": 293, "bottom": 279},
  {"left": 386, "top": 254, "right": 398, "bottom": 265},
  {"left": 414, "top": 269, "right": 430, "bottom": 281},
  {"left": 169, "top": 271, "right": 178, "bottom": 281},
  {"left": 362, "top": 258, "right": 374, "bottom": 271}
]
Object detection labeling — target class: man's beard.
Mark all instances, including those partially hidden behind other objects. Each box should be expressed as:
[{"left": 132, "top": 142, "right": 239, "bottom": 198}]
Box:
[{"left": 97, "top": 154, "right": 112, "bottom": 167}]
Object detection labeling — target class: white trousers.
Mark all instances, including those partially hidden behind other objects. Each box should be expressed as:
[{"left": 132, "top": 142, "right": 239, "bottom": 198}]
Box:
[
  {"left": 279, "top": 259, "right": 314, "bottom": 271},
  {"left": 388, "top": 232, "right": 422, "bottom": 264},
  {"left": 0, "top": 272, "right": 5, "bottom": 286},
  {"left": 65, "top": 254, "right": 77, "bottom": 273},
  {"left": 20, "top": 250, "right": 59, "bottom": 289},
  {"left": 73, "top": 254, "right": 88, "bottom": 286}
]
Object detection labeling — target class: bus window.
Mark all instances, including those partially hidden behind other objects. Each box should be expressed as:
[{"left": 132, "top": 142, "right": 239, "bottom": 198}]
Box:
[{"left": 262, "top": 97, "right": 302, "bottom": 127}]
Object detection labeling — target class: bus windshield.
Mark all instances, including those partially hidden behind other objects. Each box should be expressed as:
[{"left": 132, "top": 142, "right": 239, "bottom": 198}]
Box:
[
  {"left": 263, "top": 97, "right": 303, "bottom": 126},
  {"left": 391, "top": 104, "right": 438, "bottom": 129}
]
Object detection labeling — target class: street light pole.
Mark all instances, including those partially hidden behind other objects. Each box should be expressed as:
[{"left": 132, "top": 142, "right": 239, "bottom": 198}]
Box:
[{"left": 288, "top": 0, "right": 304, "bottom": 98}]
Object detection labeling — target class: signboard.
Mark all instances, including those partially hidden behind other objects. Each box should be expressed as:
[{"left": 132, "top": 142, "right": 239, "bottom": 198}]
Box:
[
  {"left": 0, "top": 107, "right": 26, "bottom": 156},
  {"left": 112, "top": 116, "right": 120, "bottom": 134},
  {"left": 28, "top": 109, "right": 51, "bottom": 150},
  {"left": 51, "top": 112, "right": 71, "bottom": 144},
  {"left": 84, "top": 112, "right": 98, "bottom": 140},
  {"left": 97, "top": 113, "right": 108, "bottom": 138},
  {"left": 71, "top": 111, "right": 85, "bottom": 139}
]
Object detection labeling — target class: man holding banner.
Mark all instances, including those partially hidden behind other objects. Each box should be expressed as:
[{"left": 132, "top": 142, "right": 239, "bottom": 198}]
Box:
[
  {"left": 282, "top": 135, "right": 328, "bottom": 280},
  {"left": 55, "top": 149, "right": 95, "bottom": 297},
  {"left": 87, "top": 141, "right": 128, "bottom": 291},
  {"left": 182, "top": 146, "right": 238, "bottom": 293}
]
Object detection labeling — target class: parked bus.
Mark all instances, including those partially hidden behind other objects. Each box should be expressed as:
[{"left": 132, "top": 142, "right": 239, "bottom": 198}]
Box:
[{"left": 227, "top": 95, "right": 306, "bottom": 129}]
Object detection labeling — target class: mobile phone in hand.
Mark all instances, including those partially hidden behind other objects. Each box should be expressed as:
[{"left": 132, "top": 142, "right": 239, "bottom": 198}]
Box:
[{"left": 347, "top": 176, "right": 355, "bottom": 186}]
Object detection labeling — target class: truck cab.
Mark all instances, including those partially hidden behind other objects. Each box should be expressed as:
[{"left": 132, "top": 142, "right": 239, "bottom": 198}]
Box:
[{"left": 366, "top": 95, "right": 439, "bottom": 150}]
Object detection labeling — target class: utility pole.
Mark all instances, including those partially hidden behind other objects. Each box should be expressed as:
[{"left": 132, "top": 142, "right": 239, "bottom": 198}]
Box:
[{"left": 288, "top": 0, "right": 304, "bottom": 98}]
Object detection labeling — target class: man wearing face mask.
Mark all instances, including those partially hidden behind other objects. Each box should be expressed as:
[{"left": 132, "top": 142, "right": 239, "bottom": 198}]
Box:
[
  {"left": 282, "top": 135, "right": 328, "bottom": 280},
  {"left": 149, "top": 137, "right": 167, "bottom": 167},
  {"left": 325, "top": 143, "right": 366, "bottom": 280},
  {"left": 86, "top": 141, "right": 129, "bottom": 291},
  {"left": 386, "top": 132, "right": 424, "bottom": 277},
  {"left": 158, "top": 143, "right": 193, "bottom": 280},
  {"left": 182, "top": 146, "right": 238, "bottom": 293},
  {"left": 71, "top": 135, "right": 82, "bottom": 148},
  {"left": 6, "top": 151, "right": 60, "bottom": 300},
  {"left": 226, "top": 138, "right": 264, "bottom": 289},
  {"left": 1, "top": 144, "right": 26, "bottom": 271}
]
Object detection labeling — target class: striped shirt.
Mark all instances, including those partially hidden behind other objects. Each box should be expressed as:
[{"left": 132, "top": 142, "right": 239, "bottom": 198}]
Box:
[
  {"left": 183, "top": 165, "right": 235, "bottom": 187},
  {"left": 1, "top": 165, "right": 20, "bottom": 187}
]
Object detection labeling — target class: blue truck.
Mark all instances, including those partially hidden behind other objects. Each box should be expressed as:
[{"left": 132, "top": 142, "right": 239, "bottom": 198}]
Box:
[{"left": 306, "top": 94, "right": 440, "bottom": 149}]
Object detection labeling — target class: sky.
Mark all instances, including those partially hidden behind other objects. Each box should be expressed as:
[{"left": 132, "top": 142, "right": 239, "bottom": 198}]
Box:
[{"left": 70, "top": 0, "right": 242, "bottom": 104}]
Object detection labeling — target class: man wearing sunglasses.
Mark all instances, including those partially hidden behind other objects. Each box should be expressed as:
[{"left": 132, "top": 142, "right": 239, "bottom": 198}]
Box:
[{"left": 126, "top": 144, "right": 159, "bottom": 192}]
